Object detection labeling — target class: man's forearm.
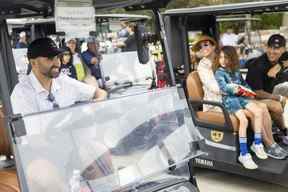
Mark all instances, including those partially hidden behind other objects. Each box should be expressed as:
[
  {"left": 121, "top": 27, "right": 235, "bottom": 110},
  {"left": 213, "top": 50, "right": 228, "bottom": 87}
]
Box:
[{"left": 255, "top": 90, "right": 280, "bottom": 101}]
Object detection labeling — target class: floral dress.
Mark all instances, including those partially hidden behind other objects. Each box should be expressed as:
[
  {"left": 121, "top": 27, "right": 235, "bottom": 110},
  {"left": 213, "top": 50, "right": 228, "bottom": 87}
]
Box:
[{"left": 215, "top": 67, "right": 251, "bottom": 113}]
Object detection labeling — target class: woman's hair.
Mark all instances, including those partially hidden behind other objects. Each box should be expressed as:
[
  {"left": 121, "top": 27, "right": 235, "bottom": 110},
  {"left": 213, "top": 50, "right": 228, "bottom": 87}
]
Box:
[
  {"left": 60, "top": 46, "right": 73, "bottom": 65},
  {"left": 214, "top": 46, "right": 239, "bottom": 73}
]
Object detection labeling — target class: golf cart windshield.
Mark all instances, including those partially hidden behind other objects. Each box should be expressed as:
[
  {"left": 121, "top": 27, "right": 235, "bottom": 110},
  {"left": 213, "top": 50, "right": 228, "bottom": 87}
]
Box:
[{"left": 11, "top": 87, "right": 202, "bottom": 192}]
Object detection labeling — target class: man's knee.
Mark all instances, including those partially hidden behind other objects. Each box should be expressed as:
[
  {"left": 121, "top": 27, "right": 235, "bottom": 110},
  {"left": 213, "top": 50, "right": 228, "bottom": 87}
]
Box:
[
  {"left": 26, "top": 159, "right": 65, "bottom": 192},
  {"left": 260, "top": 99, "right": 283, "bottom": 114}
]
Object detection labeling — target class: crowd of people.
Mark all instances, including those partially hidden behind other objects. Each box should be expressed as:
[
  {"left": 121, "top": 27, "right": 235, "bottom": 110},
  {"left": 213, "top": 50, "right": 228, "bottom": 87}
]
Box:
[
  {"left": 192, "top": 33, "right": 288, "bottom": 169},
  {"left": 13, "top": 20, "right": 139, "bottom": 89}
]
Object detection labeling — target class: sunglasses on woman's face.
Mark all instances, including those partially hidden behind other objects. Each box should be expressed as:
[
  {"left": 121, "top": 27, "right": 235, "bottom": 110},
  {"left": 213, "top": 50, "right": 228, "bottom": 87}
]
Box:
[{"left": 200, "top": 41, "right": 211, "bottom": 49}]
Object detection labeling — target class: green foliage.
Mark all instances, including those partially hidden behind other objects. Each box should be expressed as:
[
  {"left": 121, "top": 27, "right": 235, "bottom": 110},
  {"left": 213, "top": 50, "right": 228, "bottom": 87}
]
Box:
[
  {"left": 259, "top": 13, "right": 283, "bottom": 29},
  {"left": 166, "top": 0, "right": 284, "bottom": 31},
  {"left": 99, "top": 0, "right": 284, "bottom": 31}
]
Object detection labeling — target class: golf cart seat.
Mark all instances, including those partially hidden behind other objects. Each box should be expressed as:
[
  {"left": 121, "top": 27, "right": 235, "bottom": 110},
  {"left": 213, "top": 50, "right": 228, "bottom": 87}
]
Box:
[
  {"left": 0, "top": 106, "right": 12, "bottom": 157},
  {"left": 0, "top": 170, "right": 19, "bottom": 192},
  {"left": 0, "top": 107, "right": 19, "bottom": 192},
  {"left": 186, "top": 71, "right": 239, "bottom": 133}
]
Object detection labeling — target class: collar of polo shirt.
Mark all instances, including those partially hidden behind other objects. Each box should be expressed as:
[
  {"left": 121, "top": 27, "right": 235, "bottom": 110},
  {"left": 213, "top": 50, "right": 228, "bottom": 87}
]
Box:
[{"left": 29, "top": 71, "right": 61, "bottom": 94}]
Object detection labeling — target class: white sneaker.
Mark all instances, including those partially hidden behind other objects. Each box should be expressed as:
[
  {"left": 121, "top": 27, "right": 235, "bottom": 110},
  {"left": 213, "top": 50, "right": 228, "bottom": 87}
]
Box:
[
  {"left": 238, "top": 153, "right": 258, "bottom": 170},
  {"left": 251, "top": 142, "right": 268, "bottom": 160}
]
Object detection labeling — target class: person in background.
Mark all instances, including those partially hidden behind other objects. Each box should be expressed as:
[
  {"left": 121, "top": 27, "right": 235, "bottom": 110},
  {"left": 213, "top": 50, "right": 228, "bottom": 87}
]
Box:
[
  {"left": 81, "top": 37, "right": 104, "bottom": 87},
  {"left": 118, "top": 21, "right": 129, "bottom": 38},
  {"left": 117, "top": 23, "right": 137, "bottom": 52},
  {"left": 246, "top": 34, "right": 288, "bottom": 145},
  {"left": 215, "top": 46, "right": 268, "bottom": 169},
  {"left": 59, "top": 47, "right": 77, "bottom": 79},
  {"left": 16, "top": 31, "right": 28, "bottom": 48},
  {"left": 220, "top": 28, "right": 238, "bottom": 47},
  {"left": 66, "top": 38, "right": 86, "bottom": 80}
]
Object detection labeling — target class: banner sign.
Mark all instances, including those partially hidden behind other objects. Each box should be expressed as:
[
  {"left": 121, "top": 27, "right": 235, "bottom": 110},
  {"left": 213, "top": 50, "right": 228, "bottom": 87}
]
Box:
[{"left": 55, "top": 5, "right": 95, "bottom": 39}]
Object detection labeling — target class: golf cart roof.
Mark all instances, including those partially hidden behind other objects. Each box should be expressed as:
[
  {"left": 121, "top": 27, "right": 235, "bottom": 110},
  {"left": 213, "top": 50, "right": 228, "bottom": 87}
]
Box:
[
  {"left": 1, "top": 0, "right": 54, "bottom": 19},
  {"left": 7, "top": 18, "right": 54, "bottom": 25},
  {"left": 216, "top": 16, "right": 261, "bottom": 22},
  {"left": 7, "top": 14, "right": 150, "bottom": 26},
  {"left": 95, "top": 14, "right": 150, "bottom": 20},
  {"left": 94, "top": 0, "right": 171, "bottom": 10},
  {"left": 1, "top": 0, "right": 170, "bottom": 19},
  {"left": 164, "top": 0, "right": 288, "bottom": 16}
]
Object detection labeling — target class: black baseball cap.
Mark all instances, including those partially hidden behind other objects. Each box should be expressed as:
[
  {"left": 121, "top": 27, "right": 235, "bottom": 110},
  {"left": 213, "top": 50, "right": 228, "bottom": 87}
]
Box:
[
  {"left": 267, "top": 34, "right": 286, "bottom": 48},
  {"left": 27, "top": 37, "right": 63, "bottom": 59}
]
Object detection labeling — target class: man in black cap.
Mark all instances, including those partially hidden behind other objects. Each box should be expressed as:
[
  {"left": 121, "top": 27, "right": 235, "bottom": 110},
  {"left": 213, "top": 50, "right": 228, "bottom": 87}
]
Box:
[
  {"left": 246, "top": 34, "right": 288, "bottom": 144},
  {"left": 11, "top": 37, "right": 107, "bottom": 115},
  {"left": 11, "top": 38, "right": 110, "bottom": 191}
]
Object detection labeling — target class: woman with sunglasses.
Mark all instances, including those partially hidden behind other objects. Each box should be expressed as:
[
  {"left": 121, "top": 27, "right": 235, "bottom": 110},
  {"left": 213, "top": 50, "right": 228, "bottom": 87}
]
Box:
[
  {"left": 192, "top": 36, "right": 287, "bottom": 164},
  {"left": 193, "top": 35, "right": 222, "bottom": 112}
]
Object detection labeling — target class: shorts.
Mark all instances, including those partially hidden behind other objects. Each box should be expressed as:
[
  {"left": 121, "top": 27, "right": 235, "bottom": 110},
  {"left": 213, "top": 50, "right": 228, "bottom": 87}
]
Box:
[{"left": 223, "top": 96, "right": 249, "bottom": 113}]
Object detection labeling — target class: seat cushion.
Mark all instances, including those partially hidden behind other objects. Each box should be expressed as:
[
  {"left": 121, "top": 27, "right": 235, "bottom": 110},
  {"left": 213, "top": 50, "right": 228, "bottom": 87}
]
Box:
[
  {"left": 0, "top": 169, "right": 19, "bottom": 192},
  {"left": 196, "top": 111, "right": 239, "bottom": 132},
  {"left": 0, "top": 106, "right": 12, "bottom": 157},
  {"left": 186, "top": 71, "right": 204, "bottom": 100}
]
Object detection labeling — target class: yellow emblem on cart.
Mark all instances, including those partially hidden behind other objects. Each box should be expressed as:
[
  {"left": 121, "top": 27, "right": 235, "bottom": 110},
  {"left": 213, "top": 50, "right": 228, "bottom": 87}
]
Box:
[{"left": 211, "top": 130, "right": 224, "bottom": 142}]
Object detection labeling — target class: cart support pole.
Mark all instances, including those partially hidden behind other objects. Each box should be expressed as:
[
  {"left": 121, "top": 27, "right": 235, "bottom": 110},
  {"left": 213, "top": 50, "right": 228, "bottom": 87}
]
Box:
[
  {"left": 0, "top": 19, "right": 29, "bottom": 192},
  {"left": 153, "top": 8, "right": 176, "bottom": 86}
]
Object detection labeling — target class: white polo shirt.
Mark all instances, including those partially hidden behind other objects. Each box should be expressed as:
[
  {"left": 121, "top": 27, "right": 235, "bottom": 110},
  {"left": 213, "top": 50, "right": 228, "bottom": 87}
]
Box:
[{"left": 11, "top": 72, "right": 97, "bottom": 115}]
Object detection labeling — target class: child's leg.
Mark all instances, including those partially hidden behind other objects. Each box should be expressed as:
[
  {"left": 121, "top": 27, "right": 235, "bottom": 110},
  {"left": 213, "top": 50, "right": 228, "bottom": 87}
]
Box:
[
  {"left": 235, "top": 109, "right": 258, "bottom": 169},
  {"left": 235, "top": 109, "right": 249, "bottom": 156}
]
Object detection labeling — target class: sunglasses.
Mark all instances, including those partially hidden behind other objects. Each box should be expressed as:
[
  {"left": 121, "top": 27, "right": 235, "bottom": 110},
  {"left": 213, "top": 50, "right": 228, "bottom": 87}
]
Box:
[
  {"left": 47, "top": 92, "right": 60, "bottom": 109},
  {"left": 200, "top": 41, "right": 211, "bottom": 49}
]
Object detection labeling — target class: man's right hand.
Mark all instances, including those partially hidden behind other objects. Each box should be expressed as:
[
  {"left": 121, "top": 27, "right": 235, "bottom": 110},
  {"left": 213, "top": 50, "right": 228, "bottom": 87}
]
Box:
[{"left": 90, "top": 57, "right": 98, "bottom": 65}]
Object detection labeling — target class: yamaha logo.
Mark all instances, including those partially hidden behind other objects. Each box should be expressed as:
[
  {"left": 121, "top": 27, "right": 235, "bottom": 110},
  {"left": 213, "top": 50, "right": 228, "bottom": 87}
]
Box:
[{"left": 195, "top": 158, "right": 214, "bottom": 167}]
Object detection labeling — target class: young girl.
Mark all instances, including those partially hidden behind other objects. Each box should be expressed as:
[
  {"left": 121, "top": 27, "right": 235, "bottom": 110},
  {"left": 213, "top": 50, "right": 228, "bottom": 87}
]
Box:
[
  {"left": 215, "top": 46, "right": 268, "bottom": 169},
  {"left": 59, "top": 47, "right": 77, "bottom": 79}
]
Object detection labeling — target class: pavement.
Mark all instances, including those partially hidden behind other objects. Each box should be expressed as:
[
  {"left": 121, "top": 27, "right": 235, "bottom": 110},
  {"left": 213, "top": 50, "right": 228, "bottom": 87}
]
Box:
[{"left": 195, "top": 168, "right": 287, "bottom": 192}]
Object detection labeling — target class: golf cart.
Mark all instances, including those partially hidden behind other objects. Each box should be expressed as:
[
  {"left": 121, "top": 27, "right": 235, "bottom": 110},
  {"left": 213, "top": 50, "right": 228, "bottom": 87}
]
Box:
[
  {"left": 0, "top": 0, "right": 203, "bottom": 191},
  {"left": 164, "top": 0, "right": 288, "bottom": 187}
]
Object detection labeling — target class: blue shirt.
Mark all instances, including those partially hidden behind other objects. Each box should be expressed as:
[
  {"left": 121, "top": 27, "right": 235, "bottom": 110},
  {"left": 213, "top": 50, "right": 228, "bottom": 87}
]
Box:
[
  {"left": 215, "top": 67, "right": 250, "bottom": 113},
  {"left": 81, "top": 50, "right": 102, "bottom": 79},
  {"left": 16, "top": 41, "right": 28, "bottom": 48}
]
